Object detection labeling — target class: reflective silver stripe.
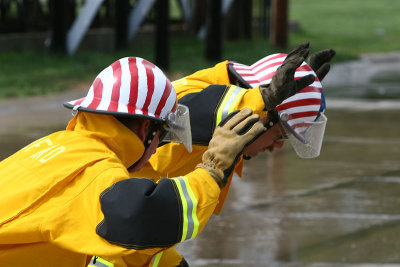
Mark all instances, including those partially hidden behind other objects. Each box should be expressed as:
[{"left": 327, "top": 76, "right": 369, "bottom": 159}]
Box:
[
  {"left": 173, "top": 176, "right": 199, "bottom": 241},
  {"left": 88, "top": 256, "right": 114, "bottom": 267},
  {"left": 222, "top": 85, "right": 243, "bottom": 120},
  {"left": 216, "top": 85, "right": 247, "bottom": 126},
  {"left": 151, "top": 251, "right": 164, "bottom": 267}
]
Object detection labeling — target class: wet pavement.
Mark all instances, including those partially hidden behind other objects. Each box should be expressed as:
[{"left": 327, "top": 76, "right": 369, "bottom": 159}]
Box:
[
  {"left": 1, "top": 55, "right": 400, "bottom": 266},
  {"left": 176, "top": 107, "right": 400, "bottom": 267}
]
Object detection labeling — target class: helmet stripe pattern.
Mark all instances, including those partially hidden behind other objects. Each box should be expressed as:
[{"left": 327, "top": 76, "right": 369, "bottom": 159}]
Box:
[
  {"left": 108, "top": 60, "right": 122, "bottom": 112},
  {"left": 65, "top": 57, "right": 177, "bottom": 121},
  {"left": 229, "top": 53, "right": 324, "bottom": 136},
  {"left": 142, "top": 59, "right": 155, "bottom": 116},
  {"left": 97, "top": 66, "right": 114, "bottom": 111},
  {"left": 157, "top": 80, "right": 175, "bottom": 116},
  {"left": 135, "top": 58, "right": 148, "bottom": 115},
  {"left": 87, "top": 78, "right": 103, "bottom": 110},
  {"left": 117, "top": 57, "right": 130, "bottom": 113},
  {"left": 127, "top": 57, "right": 139, "bottom": 114}
]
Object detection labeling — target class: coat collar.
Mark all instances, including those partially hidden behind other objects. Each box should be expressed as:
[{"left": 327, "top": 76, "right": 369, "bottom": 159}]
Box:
[{"left": 66, "top": 112, "right": 145, "bottom": 168}]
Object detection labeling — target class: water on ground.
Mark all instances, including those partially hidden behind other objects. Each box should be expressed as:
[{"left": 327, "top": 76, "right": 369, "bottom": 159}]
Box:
[
  {"left": 1, "top": 101, "right": 399, "bottom": 266},
  {"left": 175, "top": 107, "right": 400, "bottom": 266}
]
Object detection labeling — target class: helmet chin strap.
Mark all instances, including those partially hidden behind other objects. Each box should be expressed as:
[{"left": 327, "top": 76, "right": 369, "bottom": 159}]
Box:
[{"left": 128, "top": 122, "right": 162, "bottom": 170}]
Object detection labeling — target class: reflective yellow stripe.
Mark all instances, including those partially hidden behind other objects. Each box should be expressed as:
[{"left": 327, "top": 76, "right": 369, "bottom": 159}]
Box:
[
  {"left": 151, "top": 251, "right": 164, "bottom": 267},
  {"left": 229, "top": 88, "right": 246, "bottom": 114},
  {"left": 88, "top": 256, "right": 114, "bottom": 267},
  {"left": 174, "top": 178, "right": 189, "bottom": 241},
  {"left": 216, "top": 86, "right": 236, "bottom": 126},
  {"left": 216, "top": 85, "right": 247, "bottom": 126},
  {"left": 181, "top": 176, "right": 199, "bottom": 239},
  {"left": 173, "top": 176, "right": 199, "bottom": 241}
]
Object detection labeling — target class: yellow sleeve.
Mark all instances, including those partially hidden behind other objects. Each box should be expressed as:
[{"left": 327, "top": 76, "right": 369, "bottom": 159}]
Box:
[
  {"left": 136, "top": 144, "right": 207, "bottom": 179},
  {"left": 100, "top": 246, "right": 184, "bottom": 267},
  {"left": 172, "top": 60, "right": 231, "bottom": 98},
  {"left": 39, "top": 168, "right": 156, "bottom": 259},
  {"left": 41, "top": 166, "right": 220, "bottom": 262},
  {"left": 235, "top": 86, "right": 268, "bottom": 118}
]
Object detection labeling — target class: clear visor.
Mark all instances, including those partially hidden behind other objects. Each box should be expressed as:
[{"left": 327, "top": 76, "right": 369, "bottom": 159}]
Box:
[
  {"left": 162, "top": 104, "right": 192, "bottom": 152},
  {"left": 281, "top": 113, "right": 327, "bottom": 158}
]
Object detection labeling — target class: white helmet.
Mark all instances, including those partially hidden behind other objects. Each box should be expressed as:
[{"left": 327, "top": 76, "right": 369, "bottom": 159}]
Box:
[
  {"left": 228, "top": 53, "right": 327, "bottom": 158},
  {"left": 64, "top": 57, "right": 192, "bottom": 152}
]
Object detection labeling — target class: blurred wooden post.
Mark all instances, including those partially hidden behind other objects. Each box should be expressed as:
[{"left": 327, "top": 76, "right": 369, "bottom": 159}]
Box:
[
  {"left": 115, "top": 0, "right": 129, "bottom": 50},
  {"left": 270, "top": 0, "right": 288, "bottom": 48},
  {"left": 49, "top": 0, "right": 67, "bottom": 52},
  {"left": 191, "top": 0, "right": 207, "bottom": 34},
  {"left": 0, "top": 0, "right": 9, "bottom": 22},
  {"left": 155, "top": 0, "right": 169, "bottom": 70},
  {"left": 262, "top": 0, "right": 271, "bottom": 37},
  {"left": 243, "top": 0, "right": 252, "bottom": 39},
  {"left": 226, "top": 0, "right": 252, "bottom": 40},
  {"left": 205, "top": 0, "right": 222, "bottom": 61}
]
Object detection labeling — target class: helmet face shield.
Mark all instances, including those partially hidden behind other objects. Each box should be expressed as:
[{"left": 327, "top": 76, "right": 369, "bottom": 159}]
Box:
[
  {"left": 161, "top": 104, "right": 192, "bottom": 152},
  {"left": 281, "top": 113, "right": 327, "bottom": 158},
  {"left": 227, "top": 53, "right": 328, "bottom": 158}
]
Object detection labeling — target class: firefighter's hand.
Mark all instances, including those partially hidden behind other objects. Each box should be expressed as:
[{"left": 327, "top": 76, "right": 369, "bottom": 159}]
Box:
[
  {"left": 197, "top": 108, "right": 266, "bottom": 188},
  {"left": 307, "top": 48, "right": 336, "bottom": 81},
  {"left": 260, "top": 42, "right": 315, "bottom": 111}
]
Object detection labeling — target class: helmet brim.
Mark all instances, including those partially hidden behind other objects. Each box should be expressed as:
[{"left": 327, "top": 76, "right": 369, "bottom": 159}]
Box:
[{"left": 63, "top": 101, "right": 166, "bottom": 123}]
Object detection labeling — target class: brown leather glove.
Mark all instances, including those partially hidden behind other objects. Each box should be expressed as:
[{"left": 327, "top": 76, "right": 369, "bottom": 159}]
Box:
[
  {"left": 307, "top": 48, "right": 336, "bottom": 81},
  {"left": 260, "top": 42, "right": 315, "bottom": 111},
  {"left": 197, "top": 108, "right": 266, "bottom": 188}
]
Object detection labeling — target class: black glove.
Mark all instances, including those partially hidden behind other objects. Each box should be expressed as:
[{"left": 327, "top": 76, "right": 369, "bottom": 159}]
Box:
[
  {"left": 260, "top": 42, "right": 315, "bottom": 111},
  {"left": 307, "top": 48, "right": 336, "bottom": 81}
]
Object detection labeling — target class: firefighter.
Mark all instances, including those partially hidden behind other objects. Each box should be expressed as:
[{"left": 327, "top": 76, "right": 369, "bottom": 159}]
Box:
[
  {"left": 133, "top": 43, "right": 335, "bottom": 266},
  {"left": 0, "top": 52, "right": 306, "bottom": 267},
  {"left": 137, "top": 42, "right": 336, "bottom": 200}
]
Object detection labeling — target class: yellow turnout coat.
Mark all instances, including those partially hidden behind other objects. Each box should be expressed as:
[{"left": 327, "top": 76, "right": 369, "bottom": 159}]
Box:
[{"left": 0, "top": 111, "right": 220, "bottom": 266}]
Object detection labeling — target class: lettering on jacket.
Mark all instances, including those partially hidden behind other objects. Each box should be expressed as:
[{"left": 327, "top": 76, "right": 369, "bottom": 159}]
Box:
[{"left": 23, "top": 137, "right": 66, "bottom": 163}]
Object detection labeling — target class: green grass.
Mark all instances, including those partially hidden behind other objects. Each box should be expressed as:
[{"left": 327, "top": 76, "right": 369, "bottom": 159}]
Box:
[
  {"left": 289, "top": 0, "right": 400, "bottom": 61},
  {"left": 0, "top": 38, "right": 279, "bottom": 98},
  {"left": 1, "top": 0, "right": 400, "bottom": 98},
  {"left": 0, "top": 51, "right": 125, "bottom": 98}
]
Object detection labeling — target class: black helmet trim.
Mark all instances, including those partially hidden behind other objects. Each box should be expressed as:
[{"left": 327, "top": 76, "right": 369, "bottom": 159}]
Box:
[{"left": 63, "top": 101, "right": 166, "bottom": 124}]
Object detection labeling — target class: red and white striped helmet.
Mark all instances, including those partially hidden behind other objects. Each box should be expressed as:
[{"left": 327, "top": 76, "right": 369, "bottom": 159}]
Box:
[
  {"left": 64, "top": 57, "right": 177, "bottom": 122},
  {"left": 228, "top": 53, "right": 327, "bottom": 158}
]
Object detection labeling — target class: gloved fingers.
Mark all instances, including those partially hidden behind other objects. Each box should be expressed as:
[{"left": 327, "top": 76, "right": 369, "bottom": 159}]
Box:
[
  {"left": 295, "top": 74, "right": 315, "bottom": 92},
  {"left": 235, "top": 120, "right": 266, "bottom": 145},
  {"left": 308, "top": 49, "right": 336, "bottom": 70},
  {"left": 234, "top": 113, "right": 260, "bottom": 135},
  {"left": 278, "top": 50, "right": 309, "bottom": 83},
  {"left": 221, "top": 108, "right": 253, "bottom": 130},
  {"left": 285, "top": 42, "right": 309, "bottom": 61},
  {"left": 246, "top": 121, "right": 266, "bottom": 137},
  {"left": 282, "top": 48, "right": 309, "bottom": 71},
  {"left": 315, "top": 63, "right": 331, "bottom": 81},
  {"left": 307, "top": 49, "right": 336, "bottom": 81},
  {"left": 218, "top": 110, "right": 240, "bottom": 127}
]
